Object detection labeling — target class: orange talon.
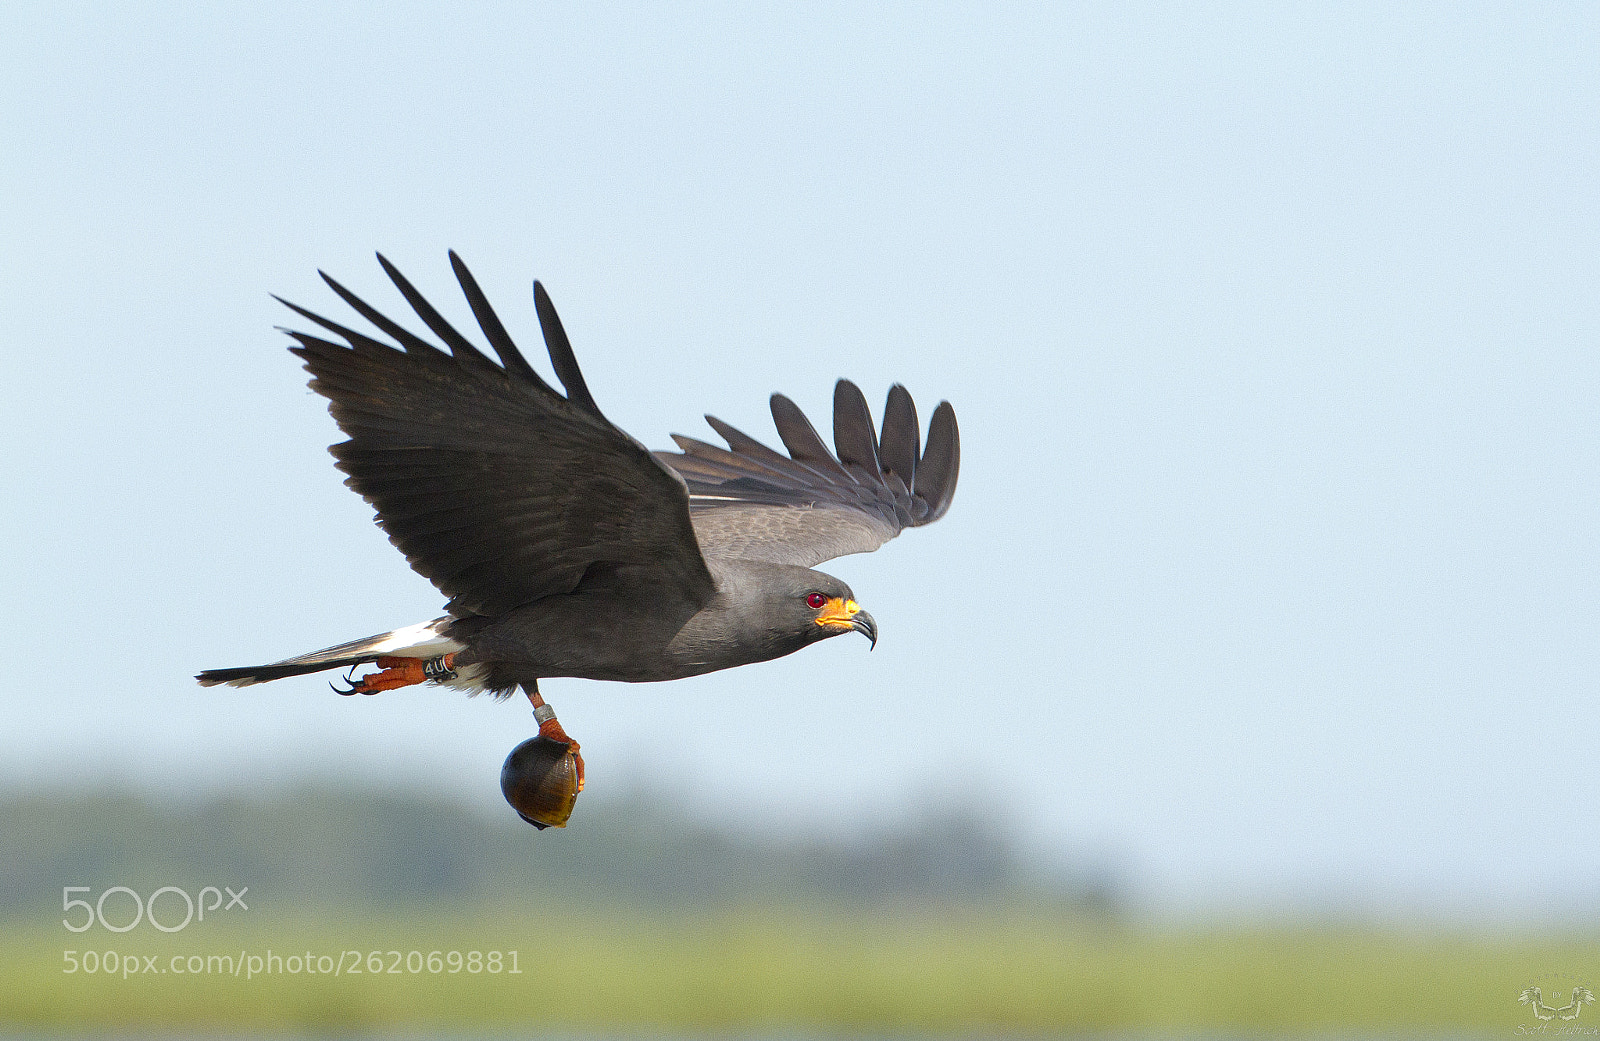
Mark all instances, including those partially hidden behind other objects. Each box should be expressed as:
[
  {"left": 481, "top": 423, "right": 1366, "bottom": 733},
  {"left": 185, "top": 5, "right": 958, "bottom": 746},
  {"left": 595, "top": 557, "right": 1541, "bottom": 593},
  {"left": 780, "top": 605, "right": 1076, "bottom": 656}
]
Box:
[
  {"left": 524, "top": 685, "right": 584, "bottom": 793},
  {"left": 347, "top": 653, "right": 456, "bottom": 695},
  {"left": 537, "top": 715, "right": 585, "bottom": 792}
]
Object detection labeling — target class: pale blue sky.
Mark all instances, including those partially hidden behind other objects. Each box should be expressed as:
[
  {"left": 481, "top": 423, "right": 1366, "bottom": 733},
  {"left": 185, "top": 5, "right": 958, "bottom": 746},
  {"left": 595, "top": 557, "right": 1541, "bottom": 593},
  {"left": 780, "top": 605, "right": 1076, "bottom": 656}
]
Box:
[{"left": 4, "top": 2, "right": 1597, "bottom": 914}]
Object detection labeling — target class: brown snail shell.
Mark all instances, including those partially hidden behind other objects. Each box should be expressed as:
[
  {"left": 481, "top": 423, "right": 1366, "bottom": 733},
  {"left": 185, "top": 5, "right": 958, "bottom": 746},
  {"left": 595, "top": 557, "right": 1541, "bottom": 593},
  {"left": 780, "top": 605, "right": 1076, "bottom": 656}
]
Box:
[{"left": 500, "top": 734, "right": 580, "bottom": 829}]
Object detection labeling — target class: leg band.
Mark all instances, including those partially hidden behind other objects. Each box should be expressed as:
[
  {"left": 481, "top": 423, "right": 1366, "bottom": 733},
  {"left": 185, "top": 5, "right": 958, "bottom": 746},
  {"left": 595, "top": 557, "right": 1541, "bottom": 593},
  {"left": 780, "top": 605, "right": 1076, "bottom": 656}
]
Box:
[{"left": 422, "top": 654, "right": 457, "bottom": 681}]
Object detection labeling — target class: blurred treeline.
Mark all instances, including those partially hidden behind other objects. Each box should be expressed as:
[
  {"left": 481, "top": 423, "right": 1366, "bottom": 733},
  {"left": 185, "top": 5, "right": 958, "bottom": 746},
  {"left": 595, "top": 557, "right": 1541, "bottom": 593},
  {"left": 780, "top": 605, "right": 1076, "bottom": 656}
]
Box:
[
  {"left": 0, "top": 784, "right": 1118, "bottom": 912},
  {"left": 3, "top": 786, "right": 1592, "bottom": 1033}
]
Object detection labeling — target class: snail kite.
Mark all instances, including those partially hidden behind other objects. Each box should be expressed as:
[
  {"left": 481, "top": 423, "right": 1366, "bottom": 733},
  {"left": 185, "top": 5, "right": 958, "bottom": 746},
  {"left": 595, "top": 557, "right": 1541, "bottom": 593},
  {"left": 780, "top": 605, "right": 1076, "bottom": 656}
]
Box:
[{"left": 198, "top": 254, "right": 960, "bottom": 783}]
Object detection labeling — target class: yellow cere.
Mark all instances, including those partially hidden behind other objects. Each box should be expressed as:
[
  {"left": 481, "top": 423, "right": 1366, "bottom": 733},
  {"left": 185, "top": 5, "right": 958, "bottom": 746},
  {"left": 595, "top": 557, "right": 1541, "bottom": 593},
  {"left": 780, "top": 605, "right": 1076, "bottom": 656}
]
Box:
[{"left": 815, "top": 598, "right": 861, "bottom": 628}]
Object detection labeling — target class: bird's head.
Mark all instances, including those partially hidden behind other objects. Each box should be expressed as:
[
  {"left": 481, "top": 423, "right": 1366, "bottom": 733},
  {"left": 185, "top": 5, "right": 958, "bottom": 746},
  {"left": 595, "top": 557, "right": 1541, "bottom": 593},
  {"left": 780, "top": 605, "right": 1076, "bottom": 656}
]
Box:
[
  {"left": 719, "top": 562, "right": 878, "bottom": 654},
  {"left": 793, "top": 572, "right": 878, "bottom": 649}
]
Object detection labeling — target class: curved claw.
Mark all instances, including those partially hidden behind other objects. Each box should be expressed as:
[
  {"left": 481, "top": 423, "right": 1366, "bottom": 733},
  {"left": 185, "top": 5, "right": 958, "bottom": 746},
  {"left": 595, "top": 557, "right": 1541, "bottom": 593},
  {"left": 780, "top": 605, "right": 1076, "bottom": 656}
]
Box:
[{"left": 330, "top": 664, "right": 361, "bottom": 696}]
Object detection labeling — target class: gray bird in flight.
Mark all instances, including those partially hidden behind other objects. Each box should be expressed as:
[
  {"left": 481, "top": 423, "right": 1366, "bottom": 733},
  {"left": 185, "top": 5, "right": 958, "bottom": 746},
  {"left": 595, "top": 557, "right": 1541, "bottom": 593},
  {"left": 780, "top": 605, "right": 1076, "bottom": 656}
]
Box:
[{"left": 198, "top": 254, "right": 960, "bottom": 788}]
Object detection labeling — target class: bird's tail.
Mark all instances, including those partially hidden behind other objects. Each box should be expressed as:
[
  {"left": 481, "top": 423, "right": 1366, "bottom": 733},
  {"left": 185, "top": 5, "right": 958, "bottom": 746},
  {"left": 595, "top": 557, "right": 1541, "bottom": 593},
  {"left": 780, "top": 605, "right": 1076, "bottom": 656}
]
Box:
[{"left": 196, "top": 618, "right": 464, "bottom": 688}]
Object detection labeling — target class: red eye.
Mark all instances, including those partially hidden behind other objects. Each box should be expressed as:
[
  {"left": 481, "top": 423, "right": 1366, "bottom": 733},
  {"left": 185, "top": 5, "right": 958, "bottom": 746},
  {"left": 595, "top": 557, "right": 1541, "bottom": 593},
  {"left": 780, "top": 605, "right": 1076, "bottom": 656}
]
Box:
[{"left": 806, "top": 592, "right": 828, "bottom": 610}]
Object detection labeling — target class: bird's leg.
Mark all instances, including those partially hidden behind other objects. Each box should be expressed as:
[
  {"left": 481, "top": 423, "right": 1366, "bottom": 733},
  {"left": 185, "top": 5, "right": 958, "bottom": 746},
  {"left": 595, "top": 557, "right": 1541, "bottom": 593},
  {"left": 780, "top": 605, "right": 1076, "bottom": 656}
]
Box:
[
  {"left": 526, "top": 685, "right": 584, "bottom": 792},
  {"left": 336, "top": 654, "right": 457, "bottom": 695}
]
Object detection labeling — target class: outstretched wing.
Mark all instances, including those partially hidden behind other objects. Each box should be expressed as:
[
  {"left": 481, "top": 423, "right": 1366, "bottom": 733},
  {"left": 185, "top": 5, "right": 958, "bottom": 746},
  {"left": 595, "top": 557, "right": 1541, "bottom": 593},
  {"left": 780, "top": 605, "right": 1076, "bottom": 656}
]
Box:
[
  {"left": 281, "top": 252, "right": 716, "bottom": 618},
  {"left": 656, "top": 381, "right": 959, "bottom": 567}
]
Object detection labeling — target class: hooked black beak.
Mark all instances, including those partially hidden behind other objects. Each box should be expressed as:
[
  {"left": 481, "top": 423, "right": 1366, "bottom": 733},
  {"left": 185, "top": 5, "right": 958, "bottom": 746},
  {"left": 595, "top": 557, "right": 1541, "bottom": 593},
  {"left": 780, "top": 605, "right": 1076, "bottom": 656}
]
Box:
[
  {"left": 851, "top": 609, "right": 878, "bottom": 649},
  {"left": 815, "top": 597, "right": 877, "bottom": 649}
]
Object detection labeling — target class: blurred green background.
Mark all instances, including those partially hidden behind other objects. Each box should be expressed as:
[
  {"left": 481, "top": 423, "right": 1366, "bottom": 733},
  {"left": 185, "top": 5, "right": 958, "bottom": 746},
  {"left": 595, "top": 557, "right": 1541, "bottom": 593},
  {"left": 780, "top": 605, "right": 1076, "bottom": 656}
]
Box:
[{"left": 2, "top": 785, "right": 1589, "bottom": 1034}]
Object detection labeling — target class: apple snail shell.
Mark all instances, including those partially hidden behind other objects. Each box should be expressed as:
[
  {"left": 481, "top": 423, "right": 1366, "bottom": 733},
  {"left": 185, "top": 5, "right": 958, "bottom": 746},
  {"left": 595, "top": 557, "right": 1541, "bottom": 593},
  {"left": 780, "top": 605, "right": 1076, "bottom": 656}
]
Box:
[{"left": 500, "top": 734, "right": 580, "bottom": 829}]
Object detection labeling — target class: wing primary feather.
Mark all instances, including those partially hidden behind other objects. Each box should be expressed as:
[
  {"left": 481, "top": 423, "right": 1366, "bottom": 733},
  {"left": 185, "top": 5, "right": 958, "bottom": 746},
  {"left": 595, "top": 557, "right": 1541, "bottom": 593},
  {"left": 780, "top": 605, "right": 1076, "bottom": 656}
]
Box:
[
  {"left": 769, "top": 394, "right": 831, "bottom": 463},
  {"left": 659, "top": 380, "right": 960, "bottom": 565},
  {"left": 532, "top": 281, "right": 600, "bottom": 414},
  {"left": 375, "top": 253, "right": 497, "bottom": 368},
  {"left": 447, "top": 251, "right": 549, "bottom": 389},
  {"left": 275, "top": 293, "right": 427, "bottom": 359},
  {"left": 701, "top": 416, "right": 841, "bottom": 487},
  {"left": 916, "top": 400, "right": 960, "bottom": 522},
  {"left": 770, "top": 394, "right": 858, "bottom": 483},
  {"left": 703, "top": 416, "right": 792, "bottom": 466},
  {"left": 310, "top": 275, "right": 446, "bottom": 359},
  {"left": 671, "top": 432, "right": 839, "bottom": 492},
  {"left": 670, "top": 435, "right": 795, "bottom": 477},
  {"left": 706, "top": 417, "right": 877, "bottom": 504},
  {"left": 831, "top": 379, "right": 881, "bottom": 472},
  {"left": 877, "top": 384, "right": 920, "bottom": 487}
]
